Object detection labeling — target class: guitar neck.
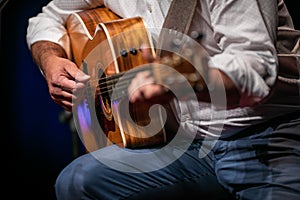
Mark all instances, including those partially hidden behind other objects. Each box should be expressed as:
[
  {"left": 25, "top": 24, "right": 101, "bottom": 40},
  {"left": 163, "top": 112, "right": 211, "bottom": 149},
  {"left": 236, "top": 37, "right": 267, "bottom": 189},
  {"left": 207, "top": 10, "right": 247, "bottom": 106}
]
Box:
[{"left": 97, "top": 59, "right": 203, "bottom": 102}]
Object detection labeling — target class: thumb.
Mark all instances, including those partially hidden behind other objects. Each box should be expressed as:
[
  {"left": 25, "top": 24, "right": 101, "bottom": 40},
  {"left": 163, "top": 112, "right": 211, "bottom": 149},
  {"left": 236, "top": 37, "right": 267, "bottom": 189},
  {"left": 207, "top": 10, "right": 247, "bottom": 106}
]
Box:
[
  {"left": 66, "top": 61, "right": 90, "bottom": 82},
  {"left": 75, "top": 69, "right": 90, "bottom": 82}
]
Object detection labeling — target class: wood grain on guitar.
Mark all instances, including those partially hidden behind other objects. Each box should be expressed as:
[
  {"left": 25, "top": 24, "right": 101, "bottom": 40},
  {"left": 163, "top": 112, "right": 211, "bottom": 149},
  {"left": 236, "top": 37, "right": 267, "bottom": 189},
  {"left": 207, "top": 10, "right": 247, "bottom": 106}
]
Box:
[{"left": 67, "top": 7, "right": 207, "bottom": 151}]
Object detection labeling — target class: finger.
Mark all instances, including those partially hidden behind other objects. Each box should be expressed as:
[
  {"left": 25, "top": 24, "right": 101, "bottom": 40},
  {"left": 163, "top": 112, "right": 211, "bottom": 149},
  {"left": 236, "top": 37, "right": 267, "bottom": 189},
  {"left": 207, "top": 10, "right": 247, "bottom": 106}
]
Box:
[
  {"left": 140, "top": 44, "right": 155, "bottom": 62},
  {"left": 75, "top": 69, "right": 90, "bottom": 82},
  {"left": 128, "top": 82, "right": 144, "bottom": 103},
  {"left": 51, "top": 90, "right": 73, "bottom": 102},
  {"left": 52, "top": 91, "right": 74, "bottom": 111},
  {"left": 64, "top": 61, "right": 90, "bottom": 82},
  {"left": 57, "top": 77, "right": 86, "bottom": 94},
  {"left": 54, "top": 99, "right": 73, "bottom": 112},
  {"left": 129, "top": 91, "right": 143, "bottom": 103},
  {"left": 142, "top": 84, "right": 167, "bottom": 99},
  {"left": 128, "top": 71, "right": 153, "bottom": 102}
]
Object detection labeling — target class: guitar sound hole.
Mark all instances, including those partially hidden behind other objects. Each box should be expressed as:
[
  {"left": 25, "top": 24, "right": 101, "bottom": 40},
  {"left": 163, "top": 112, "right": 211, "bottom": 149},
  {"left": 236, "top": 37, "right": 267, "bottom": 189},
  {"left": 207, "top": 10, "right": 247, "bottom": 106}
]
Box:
[{"left": 96, "top": 70, "right": 113, "bottom": 120}]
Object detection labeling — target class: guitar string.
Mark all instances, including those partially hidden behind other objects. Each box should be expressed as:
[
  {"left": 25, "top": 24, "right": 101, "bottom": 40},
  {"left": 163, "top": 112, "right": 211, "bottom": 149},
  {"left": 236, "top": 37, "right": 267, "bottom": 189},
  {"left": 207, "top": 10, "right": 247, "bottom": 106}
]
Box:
[
  {"left": 96, "top": 65, "right": 164, "bottom": 93},
  {"left": 80, "top": 68, "right": 151, "bottom": 101},
  {"left": 83, "top": 67, "right": 197, "bottom": 101},
  {"left": 80, "top": 57, "right": 198, "bottom": 101},
  {"left": 95, "top": 57, "right": 191, "bottom": 89},
  {"left": 96, "top": 67, "right": 182, "bottom": 98},
  {"left": 87, "top": 48, "right": 196, "bottom": 93}
]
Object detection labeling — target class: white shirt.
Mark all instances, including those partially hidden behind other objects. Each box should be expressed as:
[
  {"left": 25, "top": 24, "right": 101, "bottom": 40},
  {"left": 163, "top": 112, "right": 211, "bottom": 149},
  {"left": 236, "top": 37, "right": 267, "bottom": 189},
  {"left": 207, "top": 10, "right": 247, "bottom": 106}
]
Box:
[{"left": 26, "top": 0, "right": 299, "bottom": 138}]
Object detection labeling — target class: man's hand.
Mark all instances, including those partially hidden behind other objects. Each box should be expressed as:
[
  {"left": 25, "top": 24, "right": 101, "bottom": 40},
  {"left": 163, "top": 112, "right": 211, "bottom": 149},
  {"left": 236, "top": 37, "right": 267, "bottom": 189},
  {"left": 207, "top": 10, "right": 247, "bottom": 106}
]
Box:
[
  {"left": 31, "top": 41, "right": 90, "bottom": 111},
  {"left": 128, "top": 70, "right": 169, "bottom": 103},
  {"left": 127, "top": 46, "right": 171, "bottom": 104},
  {"left": 43, "top": 55, "right": 90, "bottom": 111}
]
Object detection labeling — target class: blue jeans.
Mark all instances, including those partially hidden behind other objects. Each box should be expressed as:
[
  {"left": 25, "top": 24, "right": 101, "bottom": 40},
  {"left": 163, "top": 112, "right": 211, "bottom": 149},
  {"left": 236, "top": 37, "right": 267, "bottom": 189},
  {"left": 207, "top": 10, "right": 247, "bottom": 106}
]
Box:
[{"left": 55, "top": 111, "right": 300, "bottom": 200}]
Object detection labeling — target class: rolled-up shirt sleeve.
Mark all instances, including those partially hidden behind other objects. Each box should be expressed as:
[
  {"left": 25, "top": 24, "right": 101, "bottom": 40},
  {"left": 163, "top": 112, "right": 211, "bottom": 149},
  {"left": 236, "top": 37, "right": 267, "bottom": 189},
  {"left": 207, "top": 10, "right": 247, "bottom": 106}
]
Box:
[
  {"left": 26, "top": 0, "right": 104, "bottom": 58},
  {"left": 207, "top": 0, "right": 278, "bottom": 106}
]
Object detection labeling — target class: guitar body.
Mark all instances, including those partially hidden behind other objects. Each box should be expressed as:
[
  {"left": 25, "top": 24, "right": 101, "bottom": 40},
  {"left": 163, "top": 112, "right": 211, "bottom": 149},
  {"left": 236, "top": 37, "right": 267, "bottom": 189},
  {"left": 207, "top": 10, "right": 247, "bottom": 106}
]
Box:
[{"left": 67, "top": 7, "right": 176, "bottom": 149}]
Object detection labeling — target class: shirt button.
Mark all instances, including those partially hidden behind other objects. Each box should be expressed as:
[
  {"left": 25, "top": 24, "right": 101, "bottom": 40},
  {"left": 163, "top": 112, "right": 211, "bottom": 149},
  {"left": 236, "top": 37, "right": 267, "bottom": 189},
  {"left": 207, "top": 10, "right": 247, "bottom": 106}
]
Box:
[{"left": 147, "top": 3, "right": 152, "bottom": 13}]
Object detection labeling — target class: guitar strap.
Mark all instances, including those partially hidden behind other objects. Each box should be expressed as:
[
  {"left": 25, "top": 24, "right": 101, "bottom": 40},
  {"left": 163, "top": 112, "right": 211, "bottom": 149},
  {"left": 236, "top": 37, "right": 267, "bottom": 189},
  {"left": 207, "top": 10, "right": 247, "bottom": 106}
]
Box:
[
  {"left": 161, "top": 0, "right": 198, "bottom": 34},
  {"left": 263, "top": 0, "right": 300, "bottom": 104},
  {"left": 156, "top": 0, "right": 199, "bottom": 56}
]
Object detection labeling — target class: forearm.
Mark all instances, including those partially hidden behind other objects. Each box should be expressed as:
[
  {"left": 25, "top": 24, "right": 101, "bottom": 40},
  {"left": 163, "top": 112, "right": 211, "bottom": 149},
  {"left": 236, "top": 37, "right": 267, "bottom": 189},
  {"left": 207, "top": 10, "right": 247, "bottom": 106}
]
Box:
[
  {"left": 196, "top": 68, "right": 240, "bottom": 108},
  {"left": 31, "top": 41, "right": 68, "bottom": 75}
]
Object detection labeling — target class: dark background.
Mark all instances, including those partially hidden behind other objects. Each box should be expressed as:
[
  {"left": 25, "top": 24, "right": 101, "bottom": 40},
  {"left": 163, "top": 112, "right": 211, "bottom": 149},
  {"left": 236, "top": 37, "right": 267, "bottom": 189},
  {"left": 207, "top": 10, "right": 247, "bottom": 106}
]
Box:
[
  {"left": 1, "top": 0, "right": 83, "bottom": 199},
  {"left": 0, "top": 0, "right": 299, "bottom": 199}
]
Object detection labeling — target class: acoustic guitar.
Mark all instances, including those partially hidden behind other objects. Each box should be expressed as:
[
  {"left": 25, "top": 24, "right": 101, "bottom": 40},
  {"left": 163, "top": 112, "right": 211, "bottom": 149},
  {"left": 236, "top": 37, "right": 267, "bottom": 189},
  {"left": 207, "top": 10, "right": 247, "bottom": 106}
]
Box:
[{"left": 66, "top": 7, "right": 207, "bottom": 151}]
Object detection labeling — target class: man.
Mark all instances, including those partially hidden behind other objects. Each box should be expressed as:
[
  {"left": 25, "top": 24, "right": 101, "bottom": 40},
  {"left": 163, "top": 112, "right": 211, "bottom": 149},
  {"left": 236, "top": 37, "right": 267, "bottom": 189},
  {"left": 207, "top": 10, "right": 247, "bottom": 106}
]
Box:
[{"left": 26, "top": 0, "right": 300, "bottom": 199}]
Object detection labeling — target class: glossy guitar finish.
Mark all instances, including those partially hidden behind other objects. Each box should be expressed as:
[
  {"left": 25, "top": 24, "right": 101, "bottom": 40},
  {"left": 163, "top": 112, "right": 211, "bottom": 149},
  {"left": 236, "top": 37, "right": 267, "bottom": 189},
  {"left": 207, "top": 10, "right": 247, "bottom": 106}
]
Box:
[
  {"left": 67, "top": 6, "right": 208, "bottom": 151},
  {"left": 67, "top": 7, "right": 176, "bottom": 150}
]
